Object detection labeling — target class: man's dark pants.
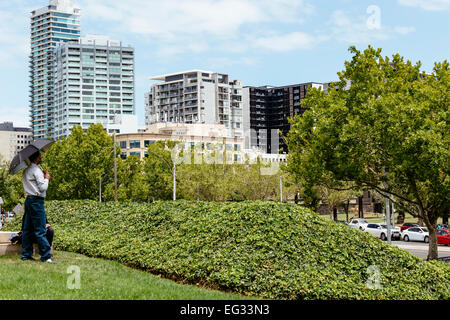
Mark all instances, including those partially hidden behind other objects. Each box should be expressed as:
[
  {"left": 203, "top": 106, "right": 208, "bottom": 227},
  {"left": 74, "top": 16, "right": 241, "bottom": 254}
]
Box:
[{"left": 21, "top": 196, "right": 51, "bottom": 261}]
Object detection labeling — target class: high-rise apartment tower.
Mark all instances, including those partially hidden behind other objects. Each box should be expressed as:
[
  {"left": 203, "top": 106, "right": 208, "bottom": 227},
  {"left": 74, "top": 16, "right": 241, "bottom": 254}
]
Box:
[
  {"left": 53, "top": 35, "right": 135, "bottom": 139},
  {"left": 30, "top": 0, "right": 81, "bottom": 139}
]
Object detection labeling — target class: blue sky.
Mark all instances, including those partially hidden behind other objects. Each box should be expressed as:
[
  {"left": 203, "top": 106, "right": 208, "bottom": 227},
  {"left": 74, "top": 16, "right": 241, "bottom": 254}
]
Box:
[{"left": 0, "top": 0, "right": 449, "bottom": 127}]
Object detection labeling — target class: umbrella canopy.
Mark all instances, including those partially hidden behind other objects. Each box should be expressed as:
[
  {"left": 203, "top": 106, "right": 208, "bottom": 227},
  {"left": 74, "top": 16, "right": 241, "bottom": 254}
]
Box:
[{"left": 9, "top": 139, "right": 54, "bottom": 175}]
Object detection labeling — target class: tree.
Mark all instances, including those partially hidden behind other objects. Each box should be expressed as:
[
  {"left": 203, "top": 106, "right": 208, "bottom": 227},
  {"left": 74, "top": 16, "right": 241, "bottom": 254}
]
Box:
[
  {"left": 286, "top": 46, "right": 449, "bottom": 260},
  {"left": 0, "top": 157, "right": 25, "bottom": 211},
  {"left": 143, "top": 140, "right": 177, "bottom": 201},
  {"left": 103, "top": 155, "right": 148, "bottom": 202},
  {"left": 320, "top": 186, "right": 361, "bottom": 222},
  {"left": 43, "top": 124, "right": 117, "bottom": 200},
  {"left": 230, "top": 158, "right": 281, "bottom": 201}
]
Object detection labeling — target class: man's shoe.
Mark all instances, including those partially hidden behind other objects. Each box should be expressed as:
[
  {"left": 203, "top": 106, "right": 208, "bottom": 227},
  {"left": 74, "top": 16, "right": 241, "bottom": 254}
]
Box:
[
  {"left": 21, "top": 257, "right": 37, "bottom": 261},
  {"left": 43, "top": 258, "right": 55, "bottom": 263}
]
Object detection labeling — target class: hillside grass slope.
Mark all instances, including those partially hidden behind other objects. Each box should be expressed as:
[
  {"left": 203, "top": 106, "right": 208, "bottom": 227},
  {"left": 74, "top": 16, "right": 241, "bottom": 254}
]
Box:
[{"left": 0, "top": 251, "right": 248, "bottom": 300}]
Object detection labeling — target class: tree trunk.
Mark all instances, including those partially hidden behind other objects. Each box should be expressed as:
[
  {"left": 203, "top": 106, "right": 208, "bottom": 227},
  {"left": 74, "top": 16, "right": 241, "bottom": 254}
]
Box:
[
  {"left": 333, "top": 207, "right": 338, "bottom": 221},
  {"left": 345, "top": 200, "right": 349, "bottom": 223},
  {"left": 418, "top": 217, "right": 424, "bottom": 227},
  {"left": 423, "top": 216, "right": 439, "bottom": 261},
  {"left": 358, "top": 196, "right": 364, "bottom": 218},
  {"left": 426, "top": 226, "right": 439, "bottom": 260},
  {"left": 396, "top": 212, "right": 405, "bottom": 224}
]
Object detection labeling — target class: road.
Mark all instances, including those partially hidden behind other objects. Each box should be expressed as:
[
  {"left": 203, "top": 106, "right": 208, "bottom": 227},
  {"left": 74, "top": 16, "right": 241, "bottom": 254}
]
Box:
[{"left": 390, "top": 240, "right": 450, "bottom": 260}]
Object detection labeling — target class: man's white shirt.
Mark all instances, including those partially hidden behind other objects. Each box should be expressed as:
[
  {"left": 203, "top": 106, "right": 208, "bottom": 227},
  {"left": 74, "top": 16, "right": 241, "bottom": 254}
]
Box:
[{"left": 22, "top": 163, "right": 49, "bottom": 198}]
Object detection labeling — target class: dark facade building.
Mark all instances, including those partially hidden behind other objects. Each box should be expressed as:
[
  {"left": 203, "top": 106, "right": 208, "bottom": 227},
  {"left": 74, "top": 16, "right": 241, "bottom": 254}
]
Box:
[{"left": 246, "top": 82, "right": 327, "bottom": 154}]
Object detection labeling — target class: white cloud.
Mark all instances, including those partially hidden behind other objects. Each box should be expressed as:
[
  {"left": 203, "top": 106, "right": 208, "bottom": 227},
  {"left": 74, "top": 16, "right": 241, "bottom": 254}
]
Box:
[
  {"left": 394, "top": 26, "right": 416, "bottom": 35},
  {"left": 251, "top": 32, "right": 318, "bottom": 52},
  {"left": 76, "top": 0, "right": 317, "bottom": 55},
  {"left": 328, "top": 10, "right": 391, "bottom": 44},
  {"left": 0, "top": 10, "right": 30, "bottom": 68},
  {"left": 397, "top": 0, "right": 450, "bottom": 11},
  {"left": 78, "top": 0, "right": 312, "bottom": 37}
]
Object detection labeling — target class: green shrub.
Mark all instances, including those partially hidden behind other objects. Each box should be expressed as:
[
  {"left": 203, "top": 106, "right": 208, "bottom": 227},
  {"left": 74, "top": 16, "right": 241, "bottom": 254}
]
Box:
[{"left": 6, "top": 200, "right": 450, "bottom": 299}]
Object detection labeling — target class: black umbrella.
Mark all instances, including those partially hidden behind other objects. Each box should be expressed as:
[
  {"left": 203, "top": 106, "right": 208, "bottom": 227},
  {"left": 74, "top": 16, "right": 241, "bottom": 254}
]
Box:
[{"left": 9, "top": 139, "right": 54, "bottom": 175}]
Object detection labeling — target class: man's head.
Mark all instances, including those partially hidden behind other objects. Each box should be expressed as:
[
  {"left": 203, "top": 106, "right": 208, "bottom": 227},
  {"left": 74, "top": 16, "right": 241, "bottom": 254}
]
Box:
[{"left": 29, "top": 151, "right": 42, "bottom": 165}]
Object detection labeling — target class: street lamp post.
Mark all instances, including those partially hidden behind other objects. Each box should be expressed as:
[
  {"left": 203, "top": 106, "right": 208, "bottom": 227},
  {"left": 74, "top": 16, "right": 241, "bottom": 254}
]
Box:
[
  {"left": 280, "top": 176, "right": 283, "bottom": 202},
  {"left": 114, "top": 133, "right": 117, "bottom": 202},
  {"left": 384, "top": 168, "right": 392, "bottom": 244},
  {"left": 173, "top": 161, "right": 176, "bottom": 201}
]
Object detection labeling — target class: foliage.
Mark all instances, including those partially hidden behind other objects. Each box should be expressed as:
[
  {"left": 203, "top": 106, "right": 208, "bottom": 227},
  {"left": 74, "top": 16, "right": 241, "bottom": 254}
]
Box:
[
  {"left": 5, "top": 200, "right": 449, "bottom": 300},
  {"left": 43, "top": 124, "right": 118, "bottom": 200},
  {"left": 286, "top": 46, "right": 450, "bottom": 259},
  {"left": 142, "top": 140, "right": 177, "bottom": 201},
  {"left": 0, "top": 159, "right": 25, "bottom": 211},
  {"left": 177, "top": 158, "right": 283, "bottom": 202},
  {"left": 103, "top": 155, "right": 149, "bottom": 202}
]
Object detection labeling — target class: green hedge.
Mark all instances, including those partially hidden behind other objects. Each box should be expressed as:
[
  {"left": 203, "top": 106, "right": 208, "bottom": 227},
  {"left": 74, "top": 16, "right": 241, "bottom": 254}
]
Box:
[{"left": 6, "top": 200, "right": 450, "bottom": 299}]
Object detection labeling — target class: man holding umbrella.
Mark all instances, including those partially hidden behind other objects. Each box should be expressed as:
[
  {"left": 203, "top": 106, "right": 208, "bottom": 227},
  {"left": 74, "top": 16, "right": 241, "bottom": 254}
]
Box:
[
  {"left": 9, "top": 139, "right": 55, "bottom": 263},
  {"left": 21, "top": 151, "right": 54, "bottom": 263}
]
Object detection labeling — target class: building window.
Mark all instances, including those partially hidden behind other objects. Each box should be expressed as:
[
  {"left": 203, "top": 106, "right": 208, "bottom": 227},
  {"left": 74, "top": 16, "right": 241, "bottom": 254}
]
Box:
[
  {"left": 130, "top": 140, "right": 140, "bottom": 149},
  {"left": 119, "top": 141, "right": 127, "bottom": 149},
  {"left": 144, "top": 140, "right": 155, "bottom": 147}
]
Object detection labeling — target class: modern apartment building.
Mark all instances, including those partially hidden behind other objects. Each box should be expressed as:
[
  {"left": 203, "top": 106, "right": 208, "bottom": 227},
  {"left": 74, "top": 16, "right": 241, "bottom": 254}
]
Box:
[
  {"left": 53, "top": 35, "right": 135, "bottom": 139},
  {"left": 0, "top": 122, "right": 33, "bottom": 162},
  {"left": 245, "top": 82, "right": 325, "bottom": 154},
  {"left": 145, "top": 70, "right": 245, "bottom": 140},
  {"left": 30, "top": 0, "right": 81, "bottom": 139}
]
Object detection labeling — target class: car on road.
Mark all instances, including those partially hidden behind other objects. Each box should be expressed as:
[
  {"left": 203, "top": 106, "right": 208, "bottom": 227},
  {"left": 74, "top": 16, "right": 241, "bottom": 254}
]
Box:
[
  {"left": 401, "top": 227, "right": 430, "bottom": 243},
  {"left": 400, "top": 223, "right": 420, "bottom": 232},
  {"left": 348, "top": 218, "right": 369, "bottom": 230},
  {"left": 437, "top": 229, "right": 450, "bottom": 246},
  {"left": 362, "top": 223, "right": 401, "bottom": 241}
]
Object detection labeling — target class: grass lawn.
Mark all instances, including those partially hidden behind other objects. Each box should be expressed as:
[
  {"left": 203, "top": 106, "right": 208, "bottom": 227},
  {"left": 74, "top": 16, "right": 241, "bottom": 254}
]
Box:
[{"left": 0, "top": 251, "right": 254, "bottom": 300}]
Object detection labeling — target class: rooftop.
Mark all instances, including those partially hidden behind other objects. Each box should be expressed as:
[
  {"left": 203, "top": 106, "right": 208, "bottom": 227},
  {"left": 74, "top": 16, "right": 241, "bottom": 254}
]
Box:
[
  {"left": 0, "top": 122, "right": 32, "bottom": 132},
  {"left": 32, "top": 0, "right": 80, "bottom": 16},
  {"left": 151, "top": 70, "right": 213, "bottom": 81}
]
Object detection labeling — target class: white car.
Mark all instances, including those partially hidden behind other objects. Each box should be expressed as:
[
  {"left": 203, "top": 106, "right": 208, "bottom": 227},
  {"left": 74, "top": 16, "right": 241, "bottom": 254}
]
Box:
[
  {"left": 401, "top": 227, "right": 430, "bottom": 243},
  {"left": 348, "top": 218, "right": 369, "bottom": 230},
  {"left": 362, "top": 223, "right": 401, "bottom": 241}
]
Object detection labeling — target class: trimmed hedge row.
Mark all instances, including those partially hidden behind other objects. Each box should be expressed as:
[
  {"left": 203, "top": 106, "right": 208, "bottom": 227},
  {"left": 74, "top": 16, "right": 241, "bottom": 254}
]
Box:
[{"left": 6, "top": 200, "right": 450, "bottom": 299}]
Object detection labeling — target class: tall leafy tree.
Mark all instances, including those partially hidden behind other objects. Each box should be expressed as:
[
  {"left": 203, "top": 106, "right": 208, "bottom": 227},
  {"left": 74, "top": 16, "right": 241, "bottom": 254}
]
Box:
[
  {"left": 43, "top": 124, "right": 117, "bottom": 200},
  {"left": 0, "top": 158, "right": 25, "bottom": 211},
  {"left": 286, "top": 46, "right": 449, "bottom": 260},
  {"left": 143, "top": 141, "right": 177, "bottom": 201},
  {"left": 103, "top": 155, "right": 148, "bottom": 202}
]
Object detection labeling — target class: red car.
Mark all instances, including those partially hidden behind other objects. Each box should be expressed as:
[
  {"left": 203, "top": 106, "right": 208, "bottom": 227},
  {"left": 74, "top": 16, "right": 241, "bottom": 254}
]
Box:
[
  {"left": 437, "top": 229, "right": 450, "bottom": 246},
  {"left": 400, "top": 223, "right": 420, "bottom": 232}
]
